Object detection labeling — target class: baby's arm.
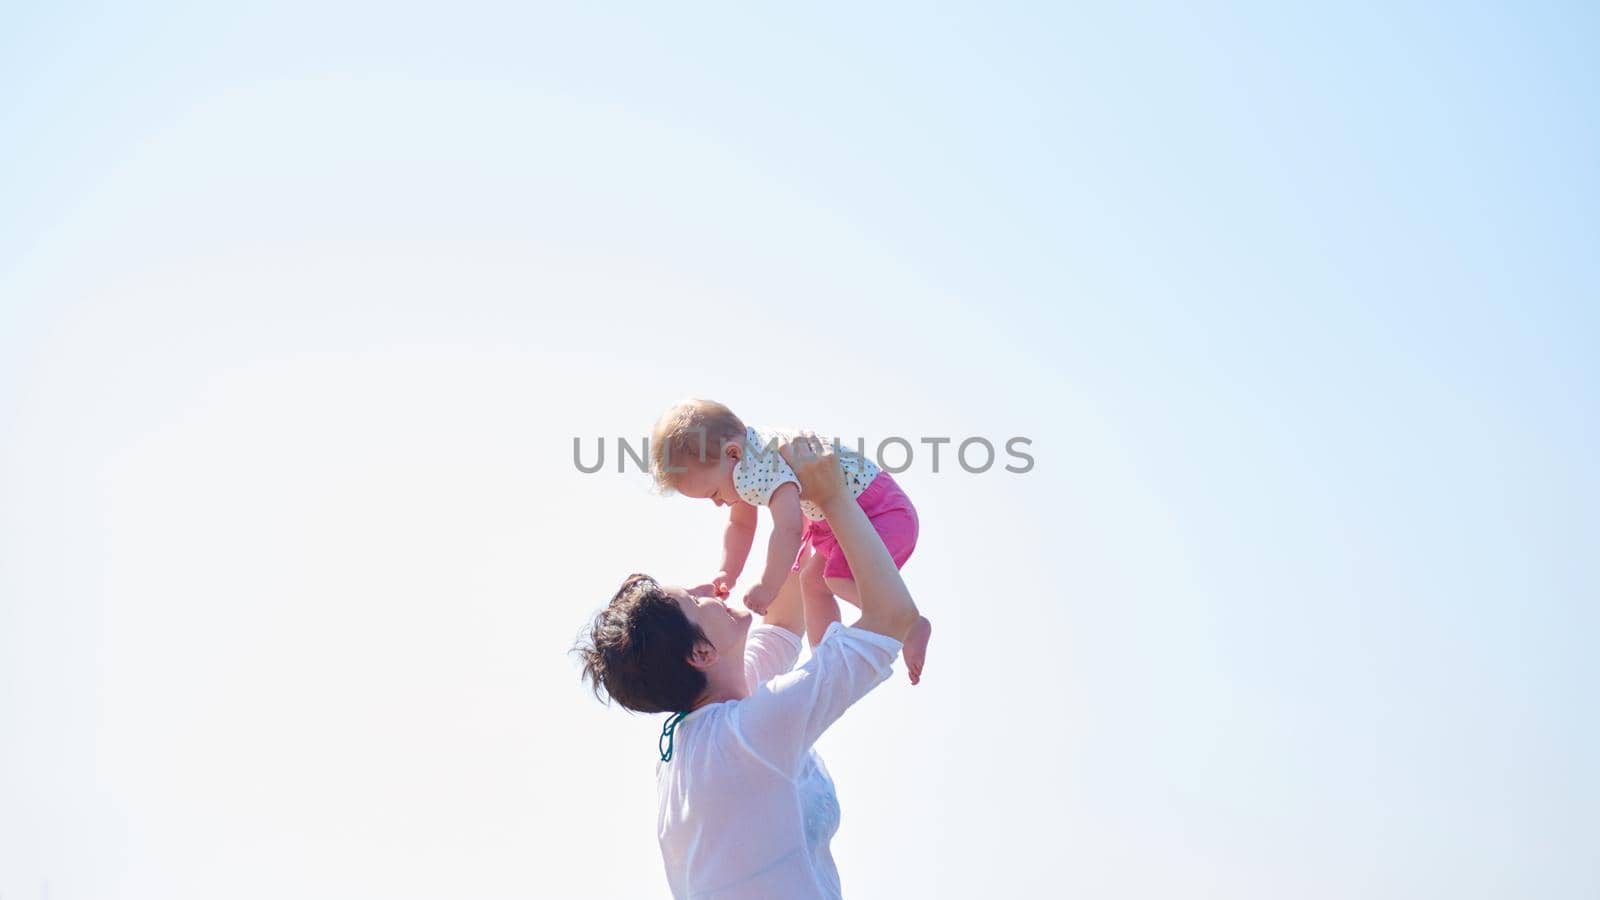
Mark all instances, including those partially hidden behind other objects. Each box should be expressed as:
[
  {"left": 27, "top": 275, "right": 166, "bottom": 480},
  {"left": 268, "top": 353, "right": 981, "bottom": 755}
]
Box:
[
  {"left": 716, "top": 502, "right": 759, "bottom": 590},
  {"left": 743, "top": 483, "right": 805, "bottom": 614}
]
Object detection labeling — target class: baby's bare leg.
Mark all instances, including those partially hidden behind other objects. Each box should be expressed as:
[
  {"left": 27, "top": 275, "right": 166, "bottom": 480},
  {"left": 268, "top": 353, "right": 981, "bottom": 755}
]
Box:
[
  {"left": 823, "top": 575, "right": 861, "bottom": 608},
  {"left": 826, "top": 574, "right": 933, "bottom": 686},
  {"left": 801, "top": 552, "right": 841, "bottom": 647}
]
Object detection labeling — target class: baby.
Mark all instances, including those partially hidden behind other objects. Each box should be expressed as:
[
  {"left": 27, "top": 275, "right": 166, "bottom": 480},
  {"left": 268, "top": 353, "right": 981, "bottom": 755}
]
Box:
[{"left": 650, "top": 399, "right": 933, "bottom": 684}]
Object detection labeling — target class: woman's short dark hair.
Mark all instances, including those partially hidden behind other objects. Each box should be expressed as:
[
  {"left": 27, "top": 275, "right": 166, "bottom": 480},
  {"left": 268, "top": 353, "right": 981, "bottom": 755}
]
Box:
[{"left": 575, "top": 574, "right": 710, "bottom": 714}]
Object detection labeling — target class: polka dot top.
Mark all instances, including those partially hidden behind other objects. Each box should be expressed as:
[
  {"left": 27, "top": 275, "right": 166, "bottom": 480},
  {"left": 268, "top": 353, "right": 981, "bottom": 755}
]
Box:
[{"left": 733, "top": 426, "right": 880, "bottom": 521}]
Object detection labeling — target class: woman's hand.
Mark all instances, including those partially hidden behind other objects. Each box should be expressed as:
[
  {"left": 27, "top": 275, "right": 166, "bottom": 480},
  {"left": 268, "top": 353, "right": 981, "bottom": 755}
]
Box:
[
  {"left": 778, "top": 433, "right": 848, "bottom": 512},
  {"left": 781, "top": 433, "right": 920, "bottom": 641}
]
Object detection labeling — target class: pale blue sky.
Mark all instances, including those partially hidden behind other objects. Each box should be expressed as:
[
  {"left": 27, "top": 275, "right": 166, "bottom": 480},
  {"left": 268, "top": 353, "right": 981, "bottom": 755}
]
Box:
[{"left": 2, "top": 3, "right": 1596, "bottom": 898}]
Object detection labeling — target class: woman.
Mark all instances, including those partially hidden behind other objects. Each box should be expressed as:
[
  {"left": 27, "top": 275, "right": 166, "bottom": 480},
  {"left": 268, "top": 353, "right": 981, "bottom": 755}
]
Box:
[{"left": 575, "top": 434, "right": 922, "bottom": 899}]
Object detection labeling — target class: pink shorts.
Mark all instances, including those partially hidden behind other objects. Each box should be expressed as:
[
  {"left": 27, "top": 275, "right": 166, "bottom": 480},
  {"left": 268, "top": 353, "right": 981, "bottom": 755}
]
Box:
[{"left": 791, "top": 470, "right": 918, "bottom": 580}]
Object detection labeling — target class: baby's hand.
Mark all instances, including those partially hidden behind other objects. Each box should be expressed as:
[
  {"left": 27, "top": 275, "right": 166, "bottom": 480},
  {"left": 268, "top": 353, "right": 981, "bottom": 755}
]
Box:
[
  {"left": 687, "top": 575, "right": 735, "bottom": 599},
  {"left": 742, "top": 581, "right": 777, "bottom": 615}
]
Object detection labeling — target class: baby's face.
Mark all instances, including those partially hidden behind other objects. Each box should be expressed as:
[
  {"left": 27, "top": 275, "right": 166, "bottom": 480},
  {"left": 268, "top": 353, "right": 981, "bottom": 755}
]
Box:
[{"left": 674, "top": 457, "right": 740, "bottom": 507}]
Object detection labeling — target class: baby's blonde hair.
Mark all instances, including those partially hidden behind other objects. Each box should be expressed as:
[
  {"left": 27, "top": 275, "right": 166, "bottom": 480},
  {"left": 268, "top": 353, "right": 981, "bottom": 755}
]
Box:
[{"left": 650, "top": 398, "right": 746, "bottom": 492}]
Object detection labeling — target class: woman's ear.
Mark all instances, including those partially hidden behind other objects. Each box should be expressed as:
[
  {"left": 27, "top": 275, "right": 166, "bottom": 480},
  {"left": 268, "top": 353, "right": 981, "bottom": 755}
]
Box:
[{"left": 687, "top": 640, "right": 718, "bottom": 672}]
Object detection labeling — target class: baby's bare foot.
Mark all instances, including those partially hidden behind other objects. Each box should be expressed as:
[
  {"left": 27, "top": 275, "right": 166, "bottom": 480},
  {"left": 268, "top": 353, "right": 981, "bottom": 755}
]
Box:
[{"left": 902, "top": 616, "right": 932, "bottom": 685}]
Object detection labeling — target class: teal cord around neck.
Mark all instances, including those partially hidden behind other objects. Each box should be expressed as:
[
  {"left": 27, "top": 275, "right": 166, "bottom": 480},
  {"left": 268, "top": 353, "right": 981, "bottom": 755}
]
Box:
[{"left": 659, "top": 710, "right": 689, "bottom": 762}]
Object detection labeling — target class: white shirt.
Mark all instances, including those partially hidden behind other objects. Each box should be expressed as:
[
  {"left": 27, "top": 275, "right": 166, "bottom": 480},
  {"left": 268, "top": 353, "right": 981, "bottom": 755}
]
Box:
[
  {"left": 733, "top": 426, "right": 880, "bottom": 522},
  {"left": 655, "top": 622, "right": 902, "bottom": 899}
]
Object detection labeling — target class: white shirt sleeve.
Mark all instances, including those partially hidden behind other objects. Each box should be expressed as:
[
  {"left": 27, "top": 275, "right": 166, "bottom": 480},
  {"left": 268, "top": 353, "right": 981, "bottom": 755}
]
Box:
[
  {"left": 743, "top": 624, "right": 803, "bottom": 693},
  {"left": 732, "top": 622, "right": 901, "bottom": 776},
  {"left": 733, "top": 429, "right": 802, "bottom": 508}
]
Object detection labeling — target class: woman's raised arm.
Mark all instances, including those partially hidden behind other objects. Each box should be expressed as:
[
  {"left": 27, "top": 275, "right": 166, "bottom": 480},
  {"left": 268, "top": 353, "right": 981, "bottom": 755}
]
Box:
[{"left": 778, "top": 435, "right": 921, "bottom": 641}]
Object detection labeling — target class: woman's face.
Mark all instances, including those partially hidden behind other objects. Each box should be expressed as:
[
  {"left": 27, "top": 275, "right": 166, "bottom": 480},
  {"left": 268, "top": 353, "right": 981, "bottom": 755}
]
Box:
[{"left": 669, "top": 584, "right": 751, "bottom": 657}]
